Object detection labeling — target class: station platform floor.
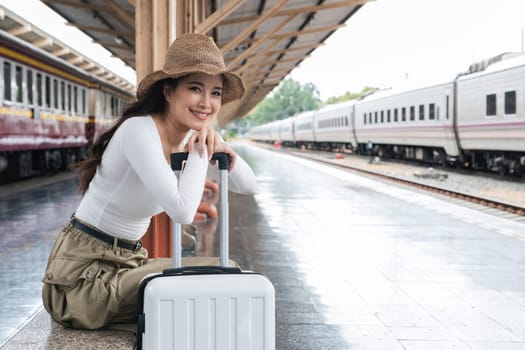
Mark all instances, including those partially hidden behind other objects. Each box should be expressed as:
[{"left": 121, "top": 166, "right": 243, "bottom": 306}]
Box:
[{"left": 1, "top": 142, "right": 525, "bottom": 349}]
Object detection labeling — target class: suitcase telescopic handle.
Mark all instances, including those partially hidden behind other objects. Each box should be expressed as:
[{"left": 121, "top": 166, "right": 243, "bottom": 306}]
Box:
[
  {"left": 170, "top": 152, "right": 230, "bottom": 170},
  {"left": 170, "top": 152, "right": 230, "bottom": 268}
]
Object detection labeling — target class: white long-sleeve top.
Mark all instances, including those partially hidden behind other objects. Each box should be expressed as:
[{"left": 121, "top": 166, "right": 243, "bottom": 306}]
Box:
[{"left": 75, "top": 116, "right": 257, "bottom": 240}]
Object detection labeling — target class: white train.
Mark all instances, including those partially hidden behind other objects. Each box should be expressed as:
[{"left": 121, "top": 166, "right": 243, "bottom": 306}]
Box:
[{"left": 247, "top": 53, "right": 525, "bottom": 176}]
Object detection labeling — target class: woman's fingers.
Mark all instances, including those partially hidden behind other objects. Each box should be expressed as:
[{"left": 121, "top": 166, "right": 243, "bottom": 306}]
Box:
[
  {"left": 213, "top": 141, "right": 236, "bottom": 171},
  {"left": 207, "top": 130, "right": 215, "bottom": 159}
]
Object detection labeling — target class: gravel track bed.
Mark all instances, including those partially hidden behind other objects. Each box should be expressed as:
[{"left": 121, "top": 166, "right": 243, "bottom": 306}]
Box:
[{"left": 298, "top": 151, "right": 525, "bottom": 208}]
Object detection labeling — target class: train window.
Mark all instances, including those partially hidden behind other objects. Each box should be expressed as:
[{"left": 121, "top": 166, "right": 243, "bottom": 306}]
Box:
[
  {"left": 15, "top": 65, "right": 23, "bottom": 103},
  {"left": 67, "top": 84, "right": 72, "bottom": 112},
  {"left": 380, "top": 110, "right": 384, "bottom": 123},
  {"left": 402, "top": 107, "right": 406, "bottom": 121},
  {"left": 486, "top": 94, "right": 497, "bottom": 116},
  {"left": 45, "top": 76, "right": 51, "bottom": 108},
  {"left": 81, "top": 89, "right": 86, "bottom": 114},
  {"left": 60, "top": 81, "right": 65, "bottom": 111},
  {"left": 394, "top": 108, "right": 398, "bottom": 122},
  {"left": 387, "top": 110, "right": 391, "bottom": 122},
  {"left": 27, "top": 70, "right": 33, "bottom": 105},
  {"left": 504, "top": 91, "right": 516, "bottom": 114},
  {"left": 112, "top": 96, "right": 117, "bottom": 117},
  {"left": 73, "top": 86, "right": 78, "bottom": 113},
  {"left": 446, "top": 97, "right": 450, "bottom": 119},
  {"left": 53, "top": 79, "right": 58, "bottom": 109},
  {"left": 363, "top": 113, "right": 366, "bottom": 124},
  {"left": 36, "top": 73, "right": 42, "bottom": 106},
  {"left": 410, "top": 106, "right": 415, "bottom": 121},
  {"left": 3, "top": 61, "right": 11, "bottom": 101},
  {"left": 429, "top": 103, "right": 435, "bottom": 120},
  {"left": 44, "top": 75, "right": 51, "bottom": 107},
  {"left": 419, "top": 104, "right": 425, "bottom": 120}
]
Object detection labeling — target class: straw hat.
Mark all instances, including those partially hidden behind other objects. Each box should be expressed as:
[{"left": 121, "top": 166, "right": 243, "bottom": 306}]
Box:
[{"left": 136, "top": 33, "right": 245, "bottom": 104}]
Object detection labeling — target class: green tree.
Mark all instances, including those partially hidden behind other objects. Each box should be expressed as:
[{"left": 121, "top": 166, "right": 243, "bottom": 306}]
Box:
[
  {"left": 325, "top": 86, "right": 377, "bottom": 104},
  {"left": 248, "top": 78, "right": 321, "bottom": 125}
]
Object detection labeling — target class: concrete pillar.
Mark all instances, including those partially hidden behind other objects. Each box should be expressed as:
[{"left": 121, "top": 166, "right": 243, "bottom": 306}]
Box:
[
  {"left": 135, "top": 0, "right": 152, "bottom": 81},
  {"left": 136, "top": 0, "right": 208, "bottom": 257},
  {"left": 135, "top": 0, "right": 175, "bottom": 257},
  {"left": 135, "top": 0, "right": 183, "bottom": 79}
]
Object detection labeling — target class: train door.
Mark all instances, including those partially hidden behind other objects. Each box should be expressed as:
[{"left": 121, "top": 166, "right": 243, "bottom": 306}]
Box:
[
  {"left": 443, "top": 85, "right": 460, "bottom": 159},
  {"left": 350, "top": 105, "right": 358, "bottom": 149}
]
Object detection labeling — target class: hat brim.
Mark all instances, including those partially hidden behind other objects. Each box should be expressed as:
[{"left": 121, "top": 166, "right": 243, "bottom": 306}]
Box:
[{"left": 136, "top": 68, "right": 245, "bottom": 104}]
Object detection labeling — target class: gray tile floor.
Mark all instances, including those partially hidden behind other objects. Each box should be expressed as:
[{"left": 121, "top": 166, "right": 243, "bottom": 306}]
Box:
[
  {"left": 2, "top": 143, "right": 525, "bottom": 349},
  {"left": 0, "top": 176, "right": 81, "bottom": 346}
]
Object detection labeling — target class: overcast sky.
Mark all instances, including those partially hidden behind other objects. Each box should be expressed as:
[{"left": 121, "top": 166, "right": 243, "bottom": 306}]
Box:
[
  {"left": 1, "top": 0, "right": 524, "bottom": 101},
  {"left": 291, "top": 0, "right": 525, "bottom": 99}
]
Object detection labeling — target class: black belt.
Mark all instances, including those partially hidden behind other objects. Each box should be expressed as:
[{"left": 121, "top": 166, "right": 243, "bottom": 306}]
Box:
[{"left": 71, "top": 217, "right": 142, "bottom": 251}]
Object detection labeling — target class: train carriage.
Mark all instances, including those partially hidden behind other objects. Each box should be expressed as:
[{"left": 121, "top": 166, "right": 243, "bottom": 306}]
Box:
[
  {"left": 456, "top": 53, "right": 525, "bottom": 174},
  {"left": 294, "top": 110, "right": 316, "bottom": 147},
  {"left": 354, "top": 82, "right": 459, "bottom": 164},
  {"left": 0, "top": 30, "right": 133, "bottom": 182},
  {"left": 245, "top": 123, "right": 270, "bottom": 142},
  {"left": 278, "top": 117, "right": 295, "bottom": 146},
  {"left": 313, "top": 100, "right": 356, "bottom": 151}
]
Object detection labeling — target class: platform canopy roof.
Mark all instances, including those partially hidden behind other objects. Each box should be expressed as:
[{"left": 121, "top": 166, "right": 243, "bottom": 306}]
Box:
[{"left": 17, "top": 0, "right": 370, "bottom": 124}]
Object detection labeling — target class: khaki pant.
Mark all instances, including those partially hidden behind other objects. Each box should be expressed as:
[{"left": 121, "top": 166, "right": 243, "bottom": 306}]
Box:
[{"left": 42, "top": 220, "right": 229, "bottom": 330}]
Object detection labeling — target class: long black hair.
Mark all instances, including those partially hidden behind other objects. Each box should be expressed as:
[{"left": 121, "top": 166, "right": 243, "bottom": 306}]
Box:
[{"left": 76, "top": 78, "right": 178, "bottom": 194}]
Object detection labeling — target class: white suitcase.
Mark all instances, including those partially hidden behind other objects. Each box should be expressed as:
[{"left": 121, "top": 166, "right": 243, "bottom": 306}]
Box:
[{"left": 137, "top": 152, "right": 275, "bottom": 350}]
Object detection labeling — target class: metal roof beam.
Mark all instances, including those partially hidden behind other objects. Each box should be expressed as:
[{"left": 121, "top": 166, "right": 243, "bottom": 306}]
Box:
[
  {"left": 66, "top": 22, "right": 133, "bottom": 39},
  {"left": 244, "top": 66, "right": 293, "bottom": 80},
  {"left": 271, "top": 23, "right": 346, "bottom": 41},
  {"left": 194, "top": 0, "right": 246, "bottom": 35},
  {"left": 79, "top": 62, "right": 95, "bottom": 70},
  {"left": 67, "top": 56, "right": 84, "bottom": 64},
  {"left": 220, "top": 0, "right": 370, "bottom": 26},
  {"left": 236, "top": 35, "right": 303, "bottom": 74},
  {"left": 106, "top": 0, "right": 134, "bottom": 29},
  {"left": 52, "top": 47, "right": 70, "bottom": 56},
  {"left": 9, "top": 24, "right": 32, "bottom": 36},
  {"left": 32, "top": 37, "right": 53, "bottom": 48},
  {"left": 43, "top": 0, "right": 134, "bottom": 29},
  {"left": 227, "top": 14, "right": 296, "bottom": 70},
  {"left": 273, "top": 0, "right": 371, "bottom": 17},
  {"left": 94, "top": 40, "right": 132, "bottom": 51},
  {"left": 220, "top": 0, "right": 290, "bottom": 55},
  {"left": 43, "top": 0, "right": 114, "bottom": 13},
  {"left": 247, "top": 42, "right": 324, "bottom": 59}
]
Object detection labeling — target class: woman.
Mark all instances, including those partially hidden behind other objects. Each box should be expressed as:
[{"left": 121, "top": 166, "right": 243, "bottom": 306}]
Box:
[{"left": 42, "top": 33, "right": 257, "bottom": 330}]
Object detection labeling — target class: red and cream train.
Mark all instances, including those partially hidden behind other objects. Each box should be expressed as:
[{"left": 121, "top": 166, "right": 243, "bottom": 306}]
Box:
[{"left": 0, "top": 30, "right": 133, "bottom": 182}]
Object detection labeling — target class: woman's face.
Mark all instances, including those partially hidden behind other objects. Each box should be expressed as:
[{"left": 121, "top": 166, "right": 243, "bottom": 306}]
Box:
[{"left": 165, "top": 73, "right": 224, "bottom": 131}]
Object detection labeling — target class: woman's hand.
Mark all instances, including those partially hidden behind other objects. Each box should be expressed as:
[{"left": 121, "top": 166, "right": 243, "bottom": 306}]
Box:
[
  {"left": 185, "top": 127, "right": 215, "bottom": 159},
  {"left": 185, "top": 128, "right": 236, "bottom": 170},
  {"left": 212, "top": 139, "right": 236, "bottom": 171}
]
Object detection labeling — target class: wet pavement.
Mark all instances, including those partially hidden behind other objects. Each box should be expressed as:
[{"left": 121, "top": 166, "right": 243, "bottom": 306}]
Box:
[
  {"left": 0, "top": 175, "right": 81, "bottom": 346},
  {"left": 2, "top": 142, "right": 525, "bottom": 349}
]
